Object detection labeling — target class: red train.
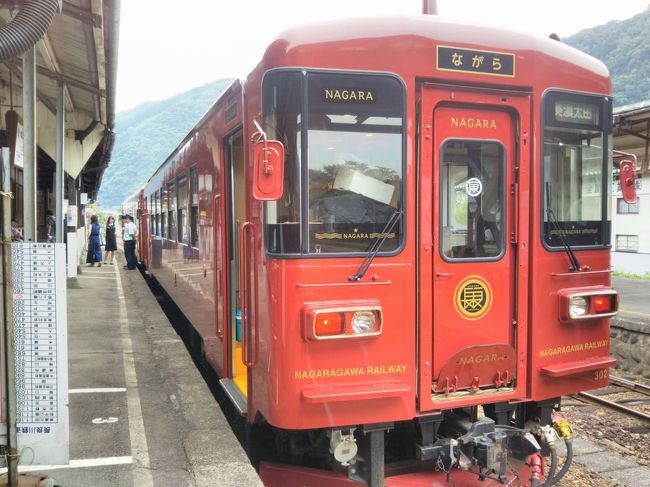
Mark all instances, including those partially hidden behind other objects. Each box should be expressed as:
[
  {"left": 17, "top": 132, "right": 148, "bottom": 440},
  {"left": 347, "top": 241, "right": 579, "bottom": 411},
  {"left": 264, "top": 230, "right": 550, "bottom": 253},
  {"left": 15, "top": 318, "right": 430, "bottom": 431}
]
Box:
[{"left": 123, "top": 10, "right": 638, "bottom": 487}]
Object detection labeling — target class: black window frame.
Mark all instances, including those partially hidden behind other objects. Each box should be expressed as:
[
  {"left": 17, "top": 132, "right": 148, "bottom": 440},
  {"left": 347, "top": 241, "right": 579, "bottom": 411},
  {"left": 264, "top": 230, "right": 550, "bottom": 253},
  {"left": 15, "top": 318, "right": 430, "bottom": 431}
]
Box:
[
  {"left": 438, "top": 138, "right": 507, "bottom": 263},
  {"left": 261, "top": 68, "right": 407, "bottom": 258},
  {"left": 540, "top": 89, "right": 612, "bottom": 251},
  {"left": 177, "top": 175, "right": 188, "bottom": 244},
  {"left": 167, "top": 181, "right": 176, "bottom": 241},
  {"left": 189, "top": 166, "right": 199, "bottom": 248}
]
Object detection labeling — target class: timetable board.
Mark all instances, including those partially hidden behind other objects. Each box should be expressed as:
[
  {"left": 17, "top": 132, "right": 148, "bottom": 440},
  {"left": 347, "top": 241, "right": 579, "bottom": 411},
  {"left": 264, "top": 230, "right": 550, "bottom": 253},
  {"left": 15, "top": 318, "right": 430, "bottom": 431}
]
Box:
[{"left": 12, "top": 243, "right": 69, "bottom": 465}]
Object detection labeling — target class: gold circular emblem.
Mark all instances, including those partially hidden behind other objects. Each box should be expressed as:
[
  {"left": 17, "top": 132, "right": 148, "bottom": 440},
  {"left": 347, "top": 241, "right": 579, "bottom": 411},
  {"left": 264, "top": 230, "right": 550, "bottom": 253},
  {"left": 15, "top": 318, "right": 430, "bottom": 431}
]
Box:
[{"left": 454, "top": 276, "right": 492, "bottom": 320}]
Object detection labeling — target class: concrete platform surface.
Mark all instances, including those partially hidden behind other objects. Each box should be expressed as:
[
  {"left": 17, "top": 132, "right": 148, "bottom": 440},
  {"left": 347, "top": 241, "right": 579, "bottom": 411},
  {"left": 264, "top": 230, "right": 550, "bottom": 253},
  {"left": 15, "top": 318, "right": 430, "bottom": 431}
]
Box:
[{"left": 26, "top": 252, "right": 261, "bottom": 486}]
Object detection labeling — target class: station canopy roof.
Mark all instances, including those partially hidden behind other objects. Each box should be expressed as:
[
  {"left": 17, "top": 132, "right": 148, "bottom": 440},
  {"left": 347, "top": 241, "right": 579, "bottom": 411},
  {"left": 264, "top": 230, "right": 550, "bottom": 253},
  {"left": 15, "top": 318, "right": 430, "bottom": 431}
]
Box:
[
  {"left": 613, "top": 100, "right": 650, "bottom": 174},
  {"left": 0, "top": 0, "right": 119, "bottom": 199}
]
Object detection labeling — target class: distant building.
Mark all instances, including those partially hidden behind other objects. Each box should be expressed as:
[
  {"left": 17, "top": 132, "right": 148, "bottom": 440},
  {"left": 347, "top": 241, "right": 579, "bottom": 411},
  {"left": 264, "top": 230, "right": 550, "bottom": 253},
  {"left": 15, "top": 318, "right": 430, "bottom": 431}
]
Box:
[{"left": 612, "top": 101, "right": 650, "bottom": 273}]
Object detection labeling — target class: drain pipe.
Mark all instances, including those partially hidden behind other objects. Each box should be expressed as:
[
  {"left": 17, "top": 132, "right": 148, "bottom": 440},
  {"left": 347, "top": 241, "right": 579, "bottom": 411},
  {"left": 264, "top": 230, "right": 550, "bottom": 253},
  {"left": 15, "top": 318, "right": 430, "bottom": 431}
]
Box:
[{"left": 0, "top": 0, "right": 61, "bottom": 61}]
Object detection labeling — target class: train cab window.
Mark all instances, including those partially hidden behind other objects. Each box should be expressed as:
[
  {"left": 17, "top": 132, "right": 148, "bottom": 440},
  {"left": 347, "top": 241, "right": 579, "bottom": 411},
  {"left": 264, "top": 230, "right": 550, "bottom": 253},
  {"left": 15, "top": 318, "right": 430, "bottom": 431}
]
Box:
[
  {"left": 168, "top": 182, "right": 177, "bottom": 241},
  {"left": 542, "top": 92, "right": 611, "bottom": 248},
  {"left": 440, "top": 140, "right": 505, "bottom": 260},
  {"left": 190, "top": 167, "right": 199, "bottom": 248},
  {"left": 263, "top": 71, "right": 303, "bottom": 254},
  {"left": 177, "top": 176, "right": 188, "bottom": 244},
  {"left": 262, "top": 70, "right": 405, "bottom": 255}
]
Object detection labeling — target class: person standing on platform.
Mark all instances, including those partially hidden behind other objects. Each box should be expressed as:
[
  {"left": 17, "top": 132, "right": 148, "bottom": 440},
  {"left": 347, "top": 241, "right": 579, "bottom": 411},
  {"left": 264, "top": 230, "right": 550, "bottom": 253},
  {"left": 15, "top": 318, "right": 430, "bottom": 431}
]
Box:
[
  {"left": 104, "top": 215, "right": 118, "bottom": 264},
  {"left": 122, "top": 214, "right": 138, "bottom": 270},
  {"left": 86, "top": 214, "right": 102, "bottom": 267}
]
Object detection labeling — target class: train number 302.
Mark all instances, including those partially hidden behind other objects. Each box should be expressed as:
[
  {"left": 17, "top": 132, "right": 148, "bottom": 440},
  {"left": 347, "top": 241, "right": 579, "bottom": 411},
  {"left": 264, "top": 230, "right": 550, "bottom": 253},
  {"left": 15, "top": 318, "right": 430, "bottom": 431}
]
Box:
[{"left": 593, "top": 369, "right": 609, "bottom": 381}]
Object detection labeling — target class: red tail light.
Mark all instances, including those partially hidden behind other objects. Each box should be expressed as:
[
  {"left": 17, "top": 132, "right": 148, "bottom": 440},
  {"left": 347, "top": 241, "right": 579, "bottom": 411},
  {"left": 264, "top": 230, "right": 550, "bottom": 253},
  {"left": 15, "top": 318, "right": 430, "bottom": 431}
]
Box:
[
  {"left": 306, "top": 302, "right": 383, "bottom": 340},
  {"left": 593, "top": 295, "right": 615, "bottom": 314},
  {"left": 314, "top": 312, "right": 344, "bottom": 336}
]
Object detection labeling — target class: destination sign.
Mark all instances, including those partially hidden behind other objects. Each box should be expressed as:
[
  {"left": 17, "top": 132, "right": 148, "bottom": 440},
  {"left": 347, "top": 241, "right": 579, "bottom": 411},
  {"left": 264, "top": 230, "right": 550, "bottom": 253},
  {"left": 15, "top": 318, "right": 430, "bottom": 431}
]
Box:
[
  {"left": 322, "top": 88, "right": 376, "bottom": 103},
  {"left": 554, "top": 100, "right": 599, "bottom": 126},
  {"left": 437, "top": 46, "right": 515, "bottom": 77}
]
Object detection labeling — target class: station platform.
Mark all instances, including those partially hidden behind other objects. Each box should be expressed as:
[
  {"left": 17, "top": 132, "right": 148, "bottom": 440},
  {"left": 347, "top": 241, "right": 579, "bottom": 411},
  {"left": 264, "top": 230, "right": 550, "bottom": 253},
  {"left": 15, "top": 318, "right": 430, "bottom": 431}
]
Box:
[
  {"left": 611, "top": 276, "right": 650, "bottom": 379},
  {"left": 33, "top": 251, "right": 262, "bottom": 486}
]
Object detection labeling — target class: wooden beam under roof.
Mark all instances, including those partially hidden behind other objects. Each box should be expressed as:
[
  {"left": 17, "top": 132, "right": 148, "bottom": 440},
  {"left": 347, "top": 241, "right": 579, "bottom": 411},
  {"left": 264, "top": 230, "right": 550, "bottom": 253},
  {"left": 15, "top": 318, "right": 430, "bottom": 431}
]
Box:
[
  {"left": 90, "top": 0, "right": 106, "bottom": 124},
  {"left": 37, "top": 33, "right": 75, "bottom": 112}
]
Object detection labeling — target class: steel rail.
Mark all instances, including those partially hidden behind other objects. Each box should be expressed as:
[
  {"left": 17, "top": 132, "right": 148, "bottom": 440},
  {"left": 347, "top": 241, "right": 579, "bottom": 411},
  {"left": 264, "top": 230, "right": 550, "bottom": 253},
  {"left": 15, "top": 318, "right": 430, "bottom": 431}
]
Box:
[
  {"left": 575, "top": 392, "right": 650, "bottom": 423},
  {"left": 610, "top": 376, "right": 650, "bottom": 397}
]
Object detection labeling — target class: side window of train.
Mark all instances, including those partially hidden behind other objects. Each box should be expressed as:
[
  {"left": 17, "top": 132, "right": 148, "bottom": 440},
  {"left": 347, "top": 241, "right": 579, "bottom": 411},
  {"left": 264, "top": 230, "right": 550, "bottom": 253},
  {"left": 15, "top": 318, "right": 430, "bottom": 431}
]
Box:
[
  {"left": 177, "top": 175, "right": 188, "bottom": 244},
  {"left": 190, "top": 167, "right": 198, "bottom": 248},
  {"left": 149, "top": 195, "right": 154, "bottom": 235},
  {"left": 168, "top": 181, "right": 177, "bottom": 241},
  {"left": 160, "top": 186, "right": 167, "bottom": 238},
  {"left": 154, "top": 190, "right": 160, "bottom": 236}
]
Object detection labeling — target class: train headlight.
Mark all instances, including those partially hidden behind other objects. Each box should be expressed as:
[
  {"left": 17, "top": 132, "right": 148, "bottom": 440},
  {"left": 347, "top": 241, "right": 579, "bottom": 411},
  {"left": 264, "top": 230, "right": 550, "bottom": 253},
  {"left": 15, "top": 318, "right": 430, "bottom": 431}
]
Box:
[
  {"left": 568, "top": 296, "right": 588, "bottom": 318},
  {"left": 351, "top": 311, "right": 378, "bottom": 334}
]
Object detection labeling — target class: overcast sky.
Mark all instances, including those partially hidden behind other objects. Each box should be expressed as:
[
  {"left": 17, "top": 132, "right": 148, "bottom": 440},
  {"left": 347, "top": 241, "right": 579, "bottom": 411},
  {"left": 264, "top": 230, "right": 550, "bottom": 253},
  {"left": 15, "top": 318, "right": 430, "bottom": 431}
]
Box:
[{"left": 116, "top": 0, "right": 650, "bottom": 112}]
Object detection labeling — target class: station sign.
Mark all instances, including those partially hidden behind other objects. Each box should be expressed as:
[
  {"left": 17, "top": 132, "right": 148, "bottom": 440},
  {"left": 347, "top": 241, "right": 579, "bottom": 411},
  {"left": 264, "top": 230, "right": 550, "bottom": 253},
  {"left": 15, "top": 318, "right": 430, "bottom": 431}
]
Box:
[{"left": 437, "top": 46, "right": 515, "bottom": 77}]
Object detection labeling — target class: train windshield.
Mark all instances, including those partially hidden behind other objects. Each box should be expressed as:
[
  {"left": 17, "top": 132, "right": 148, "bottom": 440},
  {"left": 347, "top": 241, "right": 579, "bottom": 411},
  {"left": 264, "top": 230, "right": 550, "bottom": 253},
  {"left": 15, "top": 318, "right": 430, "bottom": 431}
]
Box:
[
  {"left": 542, "top": 92, "right": 612, "bottom": 248},
  {"left": 263, "top": 71, "right": 405, "bottom": 255}
]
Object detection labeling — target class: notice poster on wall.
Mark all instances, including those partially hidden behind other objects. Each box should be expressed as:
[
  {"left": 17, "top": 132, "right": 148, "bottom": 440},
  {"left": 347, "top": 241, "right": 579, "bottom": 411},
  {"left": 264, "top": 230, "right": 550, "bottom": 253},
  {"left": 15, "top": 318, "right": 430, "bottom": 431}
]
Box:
[
  {"left": 12, "top": 243, "right": 69, "bottom": 465},
  {"left": 13, "top": 122, "right": 24, "bottom": 169}
]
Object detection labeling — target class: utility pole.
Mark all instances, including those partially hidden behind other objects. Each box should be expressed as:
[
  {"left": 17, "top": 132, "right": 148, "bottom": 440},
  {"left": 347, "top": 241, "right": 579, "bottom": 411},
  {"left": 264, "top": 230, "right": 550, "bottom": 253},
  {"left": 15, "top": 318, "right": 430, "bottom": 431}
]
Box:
[
  {"left": 56, "top": 81, "right": 65, "bottom": 243},
  {"left": 1, "top": 147, "right": 19, "bottom": 486},
  {"left": 22, "top": 47, "right": 36, "bottom": 241}
]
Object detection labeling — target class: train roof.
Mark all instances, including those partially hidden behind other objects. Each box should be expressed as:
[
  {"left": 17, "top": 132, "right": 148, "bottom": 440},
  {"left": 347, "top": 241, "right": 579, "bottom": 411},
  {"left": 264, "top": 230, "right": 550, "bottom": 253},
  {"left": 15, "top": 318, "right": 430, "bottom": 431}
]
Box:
[
  {"left": 143, "top": 14, "right": 610, "bottom": 192},
  {"left": 260, "top": 14, "right": 608, "bottom": 80},
  {"left": 122, "top": 186, "right": 144, "bottom": 208}
]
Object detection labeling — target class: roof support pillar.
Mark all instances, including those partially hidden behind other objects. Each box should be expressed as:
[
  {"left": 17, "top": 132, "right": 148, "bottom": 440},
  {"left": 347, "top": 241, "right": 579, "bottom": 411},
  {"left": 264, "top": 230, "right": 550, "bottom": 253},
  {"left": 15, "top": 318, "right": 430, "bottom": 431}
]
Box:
[
  {"left": 22, "top": 47, "right": 36, "bottom": 242},
  {"left": 55, "top": 80, "right": 65, "bottom": 243}
]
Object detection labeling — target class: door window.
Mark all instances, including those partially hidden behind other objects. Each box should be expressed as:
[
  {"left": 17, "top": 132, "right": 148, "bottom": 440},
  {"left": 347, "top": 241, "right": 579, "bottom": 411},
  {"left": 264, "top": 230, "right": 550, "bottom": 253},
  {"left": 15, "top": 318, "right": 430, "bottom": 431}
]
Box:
[{"left": 440, "top": 140, "right": 505, "bottom": 260}]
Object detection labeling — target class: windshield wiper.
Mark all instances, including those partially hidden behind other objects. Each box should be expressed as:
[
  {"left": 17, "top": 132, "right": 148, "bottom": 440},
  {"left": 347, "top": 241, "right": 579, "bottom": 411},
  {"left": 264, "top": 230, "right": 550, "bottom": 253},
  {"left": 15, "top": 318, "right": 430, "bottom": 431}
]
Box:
[
  {"left": 545, "top": 182, "right": 581, "bottom": 272},
  {"left": 348, "top": 209, "right": 403, "bottom": 282}
]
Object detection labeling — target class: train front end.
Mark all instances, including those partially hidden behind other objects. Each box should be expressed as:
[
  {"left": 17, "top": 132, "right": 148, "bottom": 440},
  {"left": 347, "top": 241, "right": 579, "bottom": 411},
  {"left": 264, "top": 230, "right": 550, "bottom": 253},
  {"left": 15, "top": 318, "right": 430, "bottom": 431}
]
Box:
[{"left": 239, "top": 15, "right": 626, "bottom": 487}]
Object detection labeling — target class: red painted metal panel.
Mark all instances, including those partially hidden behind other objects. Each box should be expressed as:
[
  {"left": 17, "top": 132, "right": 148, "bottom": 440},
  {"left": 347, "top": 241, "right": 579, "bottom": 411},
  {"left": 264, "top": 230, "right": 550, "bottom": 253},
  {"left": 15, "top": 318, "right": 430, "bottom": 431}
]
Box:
[
  {"left": 540, "top": 355, "right": 617, "bottom": 378},
  {"left": 417, "top": 86, "right": 531, "bottom": 412}
]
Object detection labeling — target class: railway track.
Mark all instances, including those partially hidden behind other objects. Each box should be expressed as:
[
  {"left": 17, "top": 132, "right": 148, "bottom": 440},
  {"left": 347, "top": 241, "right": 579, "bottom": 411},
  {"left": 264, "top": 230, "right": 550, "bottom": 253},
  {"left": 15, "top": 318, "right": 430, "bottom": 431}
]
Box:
[{"left": 573, "top": 376, "right": 650, "bottom": 423}]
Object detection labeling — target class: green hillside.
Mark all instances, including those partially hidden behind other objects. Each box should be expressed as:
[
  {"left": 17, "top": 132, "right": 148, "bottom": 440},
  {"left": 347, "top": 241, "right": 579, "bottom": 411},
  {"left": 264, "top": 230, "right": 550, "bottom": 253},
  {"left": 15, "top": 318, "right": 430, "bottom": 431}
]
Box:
[
  {"left": 565, "top": 7, "right": 650, "bottom": 106},
  {"left": 97, "top": 79, "right": 233, "bottom": 208}
]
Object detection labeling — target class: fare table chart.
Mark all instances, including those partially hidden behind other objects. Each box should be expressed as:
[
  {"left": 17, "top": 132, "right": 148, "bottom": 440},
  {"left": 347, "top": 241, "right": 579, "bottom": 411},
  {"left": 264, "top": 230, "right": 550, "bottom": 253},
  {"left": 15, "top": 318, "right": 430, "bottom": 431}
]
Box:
[{"left": 11, "top": 243, "right": 69, "bottom": 465}]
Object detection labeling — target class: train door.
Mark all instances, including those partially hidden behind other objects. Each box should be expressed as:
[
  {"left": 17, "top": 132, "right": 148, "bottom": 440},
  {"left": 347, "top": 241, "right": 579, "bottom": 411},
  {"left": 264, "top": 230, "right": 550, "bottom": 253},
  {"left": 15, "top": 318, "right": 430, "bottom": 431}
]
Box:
[
  {"left": 219, "top": 129, "right": 248, "bottom": 411},
  {"left": 141, "top": 199, "right": 149, "bottom": 266},
  {"left": 137, "top": 197, "right": 147, "bottom": 266},
  {"left": 418, "top": 85, "right": 530, "bottom": 412}
]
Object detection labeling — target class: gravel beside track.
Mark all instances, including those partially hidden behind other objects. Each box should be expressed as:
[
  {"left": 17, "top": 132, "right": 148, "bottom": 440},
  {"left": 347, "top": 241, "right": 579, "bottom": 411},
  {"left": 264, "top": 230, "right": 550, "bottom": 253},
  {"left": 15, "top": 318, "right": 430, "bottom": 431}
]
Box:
[{"left": 556, "top": 373, "right": 650, "bottom": 486}]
